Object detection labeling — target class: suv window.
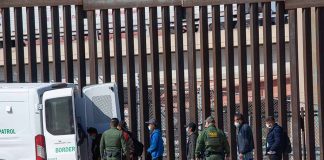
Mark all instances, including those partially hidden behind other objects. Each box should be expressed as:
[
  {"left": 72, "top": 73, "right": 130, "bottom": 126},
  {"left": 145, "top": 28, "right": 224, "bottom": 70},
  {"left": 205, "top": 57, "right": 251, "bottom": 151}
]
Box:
[{"left": 45, "top": 97, "right": 75, "bottom": 135}]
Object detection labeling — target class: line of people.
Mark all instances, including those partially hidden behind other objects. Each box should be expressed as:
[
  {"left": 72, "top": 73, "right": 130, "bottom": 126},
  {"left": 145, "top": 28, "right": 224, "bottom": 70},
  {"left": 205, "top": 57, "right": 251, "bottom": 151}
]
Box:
[
  {"left": 88, "top": 114, "right": 290, "bottom": 160},
  {"left": 88, "top": 118, "right": 163, "bottom": 160},
  {"left": 188, "top": 114, "right": 291, "bottom": 160}
]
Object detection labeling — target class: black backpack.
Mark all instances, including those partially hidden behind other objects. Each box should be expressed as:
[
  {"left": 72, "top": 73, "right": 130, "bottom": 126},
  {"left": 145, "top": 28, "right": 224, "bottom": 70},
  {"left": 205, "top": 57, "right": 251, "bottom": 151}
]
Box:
[
  {"left": 132, "top": 137, "right": 144, "bottom": 157},
  {"left": 282, "top": 131, "right": 292, "bottom": 154}
]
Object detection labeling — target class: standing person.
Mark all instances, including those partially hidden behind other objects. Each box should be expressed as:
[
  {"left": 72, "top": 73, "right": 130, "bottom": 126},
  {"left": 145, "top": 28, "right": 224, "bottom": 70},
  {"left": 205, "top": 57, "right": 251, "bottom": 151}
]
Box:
[
  {"left": 195, "top": 116, "right": 230, "bottom": 160},
  {"left": 117, "top": 121, "right": 144, "bottom": 160},
  {"left": 87, "top": 127, "right": 102, "bottom": 160},
  {"left": 265, "top": 116, "right": 283, "bottom": 160},
  {"left": 100, "top": 118, "right": 128, "bottom": 160},
  {"left": 234, "top": 113, "right": 254, "bottom": 160},
  {"left": 117, "top": 121, "right": 135, "bottom": 160},
  {"left": 186, "top": 122, "right": 198, "bottom": 160},
  {"left": 145, "top": 119, "right": 164, "bottom": 160}
]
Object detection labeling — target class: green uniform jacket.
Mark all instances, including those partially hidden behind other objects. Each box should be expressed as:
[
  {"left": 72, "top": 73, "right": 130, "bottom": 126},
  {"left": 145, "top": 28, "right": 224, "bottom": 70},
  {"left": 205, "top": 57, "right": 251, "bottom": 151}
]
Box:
[
  {"left": 195, "top": 125, "right": 230, "bottom": 160},
  {"left": 100, "top": 127, "right": 128, "bottom": 160}
]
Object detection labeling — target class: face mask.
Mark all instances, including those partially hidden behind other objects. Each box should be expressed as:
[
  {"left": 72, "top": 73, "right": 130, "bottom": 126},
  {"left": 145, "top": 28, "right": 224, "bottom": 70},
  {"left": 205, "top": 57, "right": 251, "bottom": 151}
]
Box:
[
  {"left": 90, "top": 135, "right": 96, "bottom": 140},
  {"left": 148, "top": 126, "right": 152, "bottom": 131},
  {"left": 266, "top": 123, "right": 271, "bottom": 128},
  {"left": 234, "top": 122, "right": 240, "bottom": 127},
  {"left": 186, "top": 128, "right": 190, "bottom": 133}
]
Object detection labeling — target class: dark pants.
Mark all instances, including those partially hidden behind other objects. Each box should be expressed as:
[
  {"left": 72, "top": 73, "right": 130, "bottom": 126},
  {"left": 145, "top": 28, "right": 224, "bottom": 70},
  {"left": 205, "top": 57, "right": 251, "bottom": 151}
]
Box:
[{"left": 269, "top": 153, "right": 282, "bottom": 160}]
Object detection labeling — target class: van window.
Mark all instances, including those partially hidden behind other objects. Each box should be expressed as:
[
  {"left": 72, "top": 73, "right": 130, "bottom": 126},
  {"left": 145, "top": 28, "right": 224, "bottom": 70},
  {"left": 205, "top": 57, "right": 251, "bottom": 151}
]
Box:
[{"left": 45, "top": 97, "right": 75, "bottom": 135}]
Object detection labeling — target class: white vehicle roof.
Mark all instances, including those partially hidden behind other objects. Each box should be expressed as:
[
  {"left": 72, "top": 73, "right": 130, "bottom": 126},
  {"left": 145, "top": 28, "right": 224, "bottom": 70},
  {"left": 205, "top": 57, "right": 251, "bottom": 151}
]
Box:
[{"left": 0, "top": 83, "right": 71, "bottom": 90}]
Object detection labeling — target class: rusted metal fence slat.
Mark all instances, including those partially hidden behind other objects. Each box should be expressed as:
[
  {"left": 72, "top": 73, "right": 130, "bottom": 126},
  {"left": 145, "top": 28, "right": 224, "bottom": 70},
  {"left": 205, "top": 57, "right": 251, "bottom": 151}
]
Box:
[
  {"left": 289, "top": 9, "right": 302, "bottom": 160},
  {"left": 186, "top": 7, "right": 198, "bottom": 125},
  {"left": 237, "top": 3, "right": 248, "bottom": 122},
  {"left": 14, "top": 7, "right": 25, "bottom": 82},
  {"left": 263, "top": 2, "right": 274, "bottom": 118},
  {"left": 149, "top": 7, "right": 161, "bottom": 126},
  {"left": 276, "top": 2, "right": 287, "bottom": 160},
  {"left": 225, "top": 4, "right": 236, "bottom": 160},
  {"left": 162, "top": 6, "right": 175, "bottom": 159},
  {"left": 199, "top": 6, "right": 211, "bottom": 122},
  {"left": 63, "top": 5, "right": 74, "bottom": 83},
  {"left": 51, "top": 6, "right": 61, "bottom": 82},
  {"left": 212, "top": 5, "right": 223, "bottom": 129},
  {"left": 316, "top": 7, "right": 324, "bottom": 160},
  {"left": 302, "top": 8, "right": 315, "bottom": 160},
  {"left": 100, "top": 9, "right": 111, "bottom": 83},
  {"left": 27, "top": 7, "right": 37, "bottom": 82},
  {"left": 2, "top": 8, "right": 13, "bottom": 83},
  {"left": 113, "top": 9, "right": 124, "bottom": 120},
  {"left": 137, "top": 7, "right": 150, "bottom": 158},
  {"left": 125, "top": 8, "right": 137, "bottom": 138},
  {"left": 76, "top": 5, "right": 86, "bottom": 94},
  {"left": 175, "top": 6, "right": 186, "bottom": 160},
  {"left": 87, "top": 10, "right": 98, "bottom": 84},
  {"left": 39, "top": 6, "right": 49, "bottom": 82},
  {"left": 250, "top": 3, "right": 262, "bottom": 159}
]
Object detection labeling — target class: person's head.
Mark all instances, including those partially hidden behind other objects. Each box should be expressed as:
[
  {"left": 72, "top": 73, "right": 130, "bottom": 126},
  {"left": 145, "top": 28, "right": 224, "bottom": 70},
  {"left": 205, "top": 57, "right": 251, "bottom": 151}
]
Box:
[
  {"left": 186, "top": 122, "right": 197, "bottom": 134},
  {"left": 110, "top": 118, "right": 119, "bottom": 128},
  {"left": 265, "top": 116, "right": 275, "bottom": 128},
  {"left": 87, "top": 127, "right": 98, "bottom": 140},
  {"left": 205, "top": 116, "right": 215, "bottom": 128},
  {"left": 145, "top": 119, "right": 158, "bottom": 132},
  {"left": 234, "top": 113, "right": 244, "bottom": 128},
  {"left": 117, "top": 121, "right": 128, "bottom": 131}
]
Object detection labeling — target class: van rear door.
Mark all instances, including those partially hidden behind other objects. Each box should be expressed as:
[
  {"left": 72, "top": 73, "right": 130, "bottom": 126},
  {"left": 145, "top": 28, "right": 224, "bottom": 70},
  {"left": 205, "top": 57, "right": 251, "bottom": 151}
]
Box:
[
  {"left": 0, "top": 91, "right": 34, "bottom": 160},
  {"left": 82, "top": 83, "right": 120, "bottom": 134},
  {"left": 42, "top": 88, "right": 77, "bottom": 160}
]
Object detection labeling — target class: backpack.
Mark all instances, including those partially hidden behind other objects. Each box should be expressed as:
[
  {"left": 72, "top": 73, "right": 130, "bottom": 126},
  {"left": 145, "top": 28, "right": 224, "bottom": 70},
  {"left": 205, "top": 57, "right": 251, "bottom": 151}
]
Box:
[
  {"left": 282, "top": 131, "right": 292, "bottom": 154},
  {"left": 132, "top": 137, "right": 144, "bottom": 157}
]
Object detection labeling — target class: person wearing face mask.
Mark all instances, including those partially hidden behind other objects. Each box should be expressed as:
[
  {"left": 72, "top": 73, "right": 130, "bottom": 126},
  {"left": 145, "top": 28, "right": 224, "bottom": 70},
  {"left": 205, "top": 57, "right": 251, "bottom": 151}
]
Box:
[
  {"left": 185, "top": 122, "right": 197, "bottom": 160},
  {"left": 87, "top": 127, "right": 102, "bottom": 160},
  {"left": 195, "top": 116, "right": 230, "bottom": 160},
  {"left": 234, "top": 113, "right": 254, "bottom": 160},
  {"left": 145, "top": 119, "right": 164, "bottom": 160},
  {"left": 265, "top": 116, "right": 283, "bottom": 160}
]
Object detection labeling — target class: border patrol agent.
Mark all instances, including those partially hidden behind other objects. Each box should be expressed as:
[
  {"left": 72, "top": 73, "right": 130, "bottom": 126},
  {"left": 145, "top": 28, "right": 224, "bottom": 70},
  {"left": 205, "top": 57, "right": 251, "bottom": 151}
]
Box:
[
  {"left": 195, "top": 116, "right": 230, "bottom": 160},
  {"left": 100, "top": 118, "right": 128, "bottom": 160}
]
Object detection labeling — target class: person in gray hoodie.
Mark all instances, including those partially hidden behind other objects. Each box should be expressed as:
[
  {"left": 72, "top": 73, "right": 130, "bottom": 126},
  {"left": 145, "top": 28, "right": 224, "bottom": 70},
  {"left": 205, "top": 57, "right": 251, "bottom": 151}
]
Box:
[{"left": 234, "top": 113, "right": 254, "bottom": 160}]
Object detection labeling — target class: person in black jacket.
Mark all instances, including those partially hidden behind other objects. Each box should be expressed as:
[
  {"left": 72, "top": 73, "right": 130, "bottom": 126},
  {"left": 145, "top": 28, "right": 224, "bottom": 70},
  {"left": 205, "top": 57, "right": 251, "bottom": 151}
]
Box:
[
  {"left": 87, "top": 127, "right": 102, "bottom": 160},
  {"left": 234, "top": 113, "right": 254, "bottom": 160},
  {"left": 265, "top": 116, "right": 283, "bottom": 160},
  {"left": 185, "top": 122, "right": 197, "bottom": 160}
]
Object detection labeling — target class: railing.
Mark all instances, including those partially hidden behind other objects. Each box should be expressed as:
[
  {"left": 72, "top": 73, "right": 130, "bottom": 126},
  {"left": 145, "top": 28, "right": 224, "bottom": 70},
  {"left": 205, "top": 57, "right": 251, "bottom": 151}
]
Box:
[{"left": 0, "top": 0, "right": 324, "bottom": 159}]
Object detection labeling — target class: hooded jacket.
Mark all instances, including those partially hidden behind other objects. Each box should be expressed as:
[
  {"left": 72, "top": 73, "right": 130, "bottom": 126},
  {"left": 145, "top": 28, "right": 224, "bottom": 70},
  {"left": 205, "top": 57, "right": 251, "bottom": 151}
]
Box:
[{"left": 147, "top": 129, "right": 164, "bottom": 159}]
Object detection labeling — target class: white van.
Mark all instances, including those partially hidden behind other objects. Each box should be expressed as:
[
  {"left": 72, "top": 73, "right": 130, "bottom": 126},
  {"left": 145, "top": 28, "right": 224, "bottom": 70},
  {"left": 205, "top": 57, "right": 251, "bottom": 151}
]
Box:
[{"left": 0, "top": 83, "right": 120, "bottom": 160}]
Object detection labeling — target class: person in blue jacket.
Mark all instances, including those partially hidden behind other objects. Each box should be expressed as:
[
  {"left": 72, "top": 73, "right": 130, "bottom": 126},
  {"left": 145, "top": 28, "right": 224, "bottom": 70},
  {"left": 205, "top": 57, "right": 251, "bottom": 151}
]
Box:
[
  {"left": 265, "top": 116, "right": 283, "bottom": 160},
  {"left": 234, "top": 113, "right": 254, "bottom": 160},
  {"left": 145, "top": 119, "right": 164, "bottom": 160}
]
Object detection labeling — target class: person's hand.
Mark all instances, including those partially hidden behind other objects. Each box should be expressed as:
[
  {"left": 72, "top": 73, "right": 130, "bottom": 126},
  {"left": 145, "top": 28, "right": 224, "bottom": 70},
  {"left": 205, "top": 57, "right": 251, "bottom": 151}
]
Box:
[
  {"left": 239, "top": 153, "right": 243, "bottom": 160},
  {"left": 267, "top": 151, "right": 276, "bottom": 155}
]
